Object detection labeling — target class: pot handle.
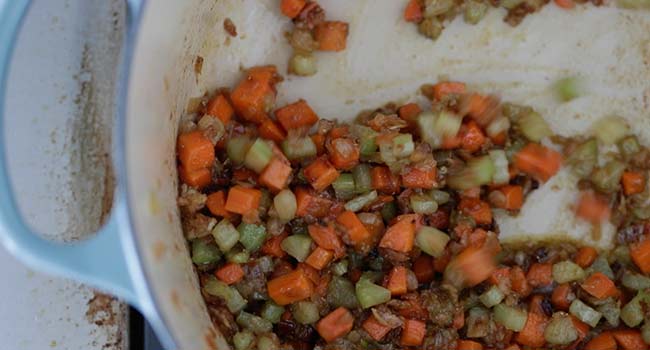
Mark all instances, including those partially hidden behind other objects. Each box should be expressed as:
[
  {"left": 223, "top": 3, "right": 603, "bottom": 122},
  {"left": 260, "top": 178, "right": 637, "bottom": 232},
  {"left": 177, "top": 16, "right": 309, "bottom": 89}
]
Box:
[{"left": 0, "top": 0, "right": 145, "bottom": 305}]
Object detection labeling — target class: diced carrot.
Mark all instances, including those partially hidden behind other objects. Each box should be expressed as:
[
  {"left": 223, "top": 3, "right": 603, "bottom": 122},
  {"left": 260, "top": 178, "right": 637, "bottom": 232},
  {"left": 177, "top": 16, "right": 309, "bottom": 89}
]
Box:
[
  {"left": 433, "top": 248, "right": 451, "bottom": 273},
  {"left": 258, "top": 157, "right": 292, "bottom": 192},
  {"left": 526, "top": 263, "right": 553, "bottom": 288},
  {"left": 387, "top": 266, "right": 409, "bottom": 296},
  {"left": 308, "top": 224, "right": 345, "bottom": 258},
  {"left": 371, "top": 166, "right": 401, "bottom": 194},
  {"left": 232, "top": 167, "right": 258, "bottom": 183},
  {"left": 177, "top": 130, "right": 215, "bottom": 171},
  {"left": 398, "top": 102, "right": 422, "bottom": 125},
  {"left": 314, "top": 21, "right": 349, "bottom": 52},
  {"left": 554, "top": 0, "right": 575, "bottom": 8},
  {"left": 504, "top": 345, "right": 522, "bottom": 350},
  {"left": 379, "top": 214, "right": 417, "bottom": 253},
  {"left": 446, "top": 246, "right": 496, "bottom": 287},
  {"left": 215, "top": 263, "right": 245, "bottom": 285},
  {"left": 315, "top": 273, "right": 331, "bottom": 297},
  {"left": 316, "top": 307, "right": 354, "bottom": 342},
  {"left": 432, "top": 81, "right": 466, "bottom": 100},
  {"left": 275, "top": 99, "right": 319, "bottom": 130},
  {"left": 514, "top": 143, "right": 562, "bottom": 182},
  {"left": 612, "top": 329, "right": 647, "bottom": 350},
  {"left": 413, "top": 255, "right": 435, "bottom": 283},
  {"left": 337, "top": 211, "right": 371, "bottom": 248},
  {"left": 280, "top": 0, "right": 306, "bottom": 18},
  {"left": 328, "top": 138, "right": 360, "bottom": 170},
  {"left": 584, "top": 331, "right": 617, "bottom": 350},
  {"left": 489, "top": 267, "right": 512, "bottom": 290},
  {"left": 528, "top": 295, "right": 548, "bottom": 316},
  {"left": 224, "top": 185, "right": 262, "bottom": 215},
  {"left": 259, "top": 118, "right": 287, "bottom": 142},
  {"left": 267, "top": 269, "right": 315, "bottom": 305},
  {"left": 362, "top": 315, "right": 392, "bottom": 341},
  {"left": 403, "top": 0, "right": 423, "bottom": 22},
  {"left": 329, "top": 126, "right": 350, "bottom": 139},
  {"left": 457, "top": 339, "right": 483, "bottom": 350},
  {"left": 622, "top": 171, "right": 645, "bottom": 196},
  {"left": 230, "top": 66, "right": 279, "bottom": 124},
  {"left": 311, "top": 133, "right": 326, "bottom": 155},
  {"left": 511, "top": 266, "right": 531, "bottom": 297},
  {"left": 206, "top": 94, "right": 234, "bottom": 124},
  {"left": 400, "top": 319, "right": 426, "bottom": 347},
  {"left": 581, "top": 272, "right": 618, "bottom": 299},
  {"left": 492, "top": 185, "right": 524, "bottom": 210},
  {"left": 297, "top": 262, "right": 320, "bottom": 286},
  {"left": 551, "top": 283, "right": 573, "bottom": 311},
  {"left": 261, "top": 232, "right": 289, "bottom": 258},
  {"left": 305, "top": 247, "right": 334, "bottom": 270},
  {"left": 460, "top": 121, "right": 487, "bottom": 153},
  {"left": 295, "top": 187, "right": 333, "bottom": 218},
  {"left": 576, "top": 191, "right": 611, "bottom": 224},
  {"left": 572, "top": 316, "right": 590, "bottom": 342},
  {"left": 304, "top": 157, "right": 340, "bottom": 191},
  {"left": 206, "top": 191, "right": 231, "bottom": 218},
  {"left": 458, "top": 198, "right": 493, "bottom": 226},
  {"left": 453, "top": 310, "right": 465, "bottom": 329},
  {"left": 515, "top": 308, "right": 548, "bottom": 348},
  {"left": 402, "top": 166, "right": 437, "bottom": 189},
  {"left": 179, "top": 166, "right": 212, "bottom": 188},
  {"left": 575, "top": 246, "right": 598, "bottom": 268},
  {"left": 466, "top": 94, "right": 491, "bottom": 123},
  {"left": 441, "top": 135, "right": 462, "bottom": 150},
  {"left": 631, "top": 238, "right": 650, "bottom": 274},
  {"left": 491, "top": 131, "right": 507, "bottom": 146},
  {"left": 461, "top": 187, "right": 481, "bottom": 199}
]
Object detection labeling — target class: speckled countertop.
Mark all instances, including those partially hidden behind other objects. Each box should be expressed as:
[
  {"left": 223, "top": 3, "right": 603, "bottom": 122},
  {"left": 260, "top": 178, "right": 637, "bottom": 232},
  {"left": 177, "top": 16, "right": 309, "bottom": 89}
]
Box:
[{"left": 1, "top": 0, "right": 128, "bottom": 349}]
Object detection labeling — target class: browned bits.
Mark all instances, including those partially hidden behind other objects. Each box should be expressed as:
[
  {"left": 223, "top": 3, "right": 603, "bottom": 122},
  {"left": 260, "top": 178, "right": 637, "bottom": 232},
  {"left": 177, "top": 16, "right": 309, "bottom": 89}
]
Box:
[{"left": 223, "top": 18, "right": 237, "bottom": 37}]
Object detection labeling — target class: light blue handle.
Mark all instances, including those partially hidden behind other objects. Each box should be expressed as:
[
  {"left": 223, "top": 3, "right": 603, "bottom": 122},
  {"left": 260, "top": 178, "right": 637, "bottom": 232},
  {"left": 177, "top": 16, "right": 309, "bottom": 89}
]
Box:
[{"left": 0, "top": 0, "right": 144, "bottom": 306}]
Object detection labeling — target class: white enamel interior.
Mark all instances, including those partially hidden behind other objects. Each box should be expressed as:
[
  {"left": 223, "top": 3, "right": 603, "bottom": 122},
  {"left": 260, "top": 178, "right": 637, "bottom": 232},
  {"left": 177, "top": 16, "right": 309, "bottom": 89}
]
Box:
[{"left": 126, "top": 1, "right": 650, "bottom": 349}]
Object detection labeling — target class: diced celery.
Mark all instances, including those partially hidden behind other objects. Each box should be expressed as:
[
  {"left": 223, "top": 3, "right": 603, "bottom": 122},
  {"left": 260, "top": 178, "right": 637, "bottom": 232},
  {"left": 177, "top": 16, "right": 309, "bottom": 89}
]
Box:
[
  {"left": 592, "top": 160, "right": 626, "bottom": 193},
  {"left": 345, "top": 190, "right": 378, "bottom": 212},
  {"left": 569, "top": 300, "right": 602, "bottom": 327},
  {"left": 597, "top": 300, "right": 620, "bottom": 327},
  {"left": 204, "top": 277, "right": 247, "bottom": 313},
  {"left": 505, "top": 138, "right": 526, "bottom": 162},
  {"left": 434, "top": 110, "right": 462, "bottom": 139},
  {"left": 380, "top": 134, "right": 414, "bottom": 168},
  {"left": 191, "top": 239, "right": 222, "bottom": 265},
  {"left": 418, "top": 112, "right": 442, "bottom": 149},
  {"left": 589, "top": 255, "right": 614, "bottom": 280},
  {"left": 292, "top": 301, "right": 320, "bottom": 324},
  {"left": 360, "top": 271, "right": 383, "bottom": 284},
  {"left": 567, "top": 138, "right": 598, "bottom": 179},
  {"left": 332, "top": 173, "right": 356, "bottom": 200},
  {"left": 332, "top": 259, "right": 349, "bottom": 276},
  {"left": 618, "top": 135, "right": 641, "bottom": 160},
  {"left": 227, "top": 136, "right": 253, "bottom": 165},
  {"left": 489, "top": 150, "right": 509, "bottom": 185},
  {"left": 493, "top": 304, "right": 528, "bottom": 332},
  {"left": 593, "top": 116, "right": 629, "bottom": 145},
  {"left": 212, "top": 219, "right": 240, "bottom": 253},
  {"left": 226, "top": 246, "right": 251, "bottom": 264},
  {"left": 517, "top": 111, "right": 552, "bottom": 142},
  {"left": 642, "top": 322, "right": 650, "bottom": 345},
  {"left": 356, "top": 278, "right": 391, "bottom": 309},
  {"left": 238, "top": 223, "right": 267, "bottom": 252},
  {"left": 237, "top": 311, "right": 273, "bottom": 334},
  {"left": 353, "top": 164, "right": 373, "bottom": 194},
  {"left": 466, "top": 307, "right": 490, "bottom": 338},
  {"left": 244, "top": 138, "right": 273, "bottom": 173},
  {"left": 554, "top": 76, "right": 583, "bottom": 102},
  {"left": 280, "top": 235, "right": 313, "bottom": 262},
  {"left": 480, "top": 285, "right": 505, "bottom": 308},
  {"left": 416, "top": 226, "right": 450, "bottom": 258},
  {"left": 260, "top": 301, "right": 284, "bottom": 324},
  {"left": 552, "top": 261, "right": 586, "bottom": 283},
  {"left": 612, "top": 245, "right": 632, "bottom": 266},
  {"left": 256, "top": 335, "right": 278, "bottom": 350},
  {"left": 622, "top": 271, "right": 650, "bottom": 290},
  {"left": 233, "top": 331, "right": 255, "bottom": 350},
  {"left": 273, "top": 189, "right": 297, "bottom": 222},
  {"left": 486, "top": 116, "right": 511, "bottom": 140},
  {"left": 410, "top": 194, "right": 438, "bottom": 214},
  {"left": 381, "top": 202, "right": 397, "bottom": 222},
  {"left": 618, "top": 0, "right": 650, "bottom": 8},
  {"left": 282, "top": 137, "right": 317, "bottom": 160},
  {"left": 351, "top": 125, "right": 378, "bottom": 156},
  {"left": 544, "top": 313, "right": 578, "bottom": 345},
  {"left": 289, "top": 53, "right": 317, "bottom": 76},
  {"left": 621, "top": 291, "right": 650, "bottom": 327},
  {"left": 501, "top": 0, "right": 525, "bottom": 8},
  {"left": 429, "top": 190, "right": 450, "bottom": 205},
  {"left": 327, "top": 276, "right": 359, "bottom": 309},
  {"left": 447, "top": 156, "right": 495, "bottom": 190},
  {"left": 257, "top": 255, "right": 274, "bottom": 274},
  {"left": 424, "top": 0, "right": 455, "bottom": 17},
  {"left": 393, "top": 134, "right": 415, "bottom": 158},
  {"left": 464, "top": 0, "right": 488, "bottom": 24}
]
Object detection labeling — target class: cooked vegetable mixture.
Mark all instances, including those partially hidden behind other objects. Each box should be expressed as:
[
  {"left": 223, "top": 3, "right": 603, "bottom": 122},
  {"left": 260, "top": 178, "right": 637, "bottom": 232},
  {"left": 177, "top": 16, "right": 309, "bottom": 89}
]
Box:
[
  {"left": 279, "top": 0, "right": 349, "bottom": 76},
  {"left": 177, "top": 65, "right": 650, "bottom": 349}
]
